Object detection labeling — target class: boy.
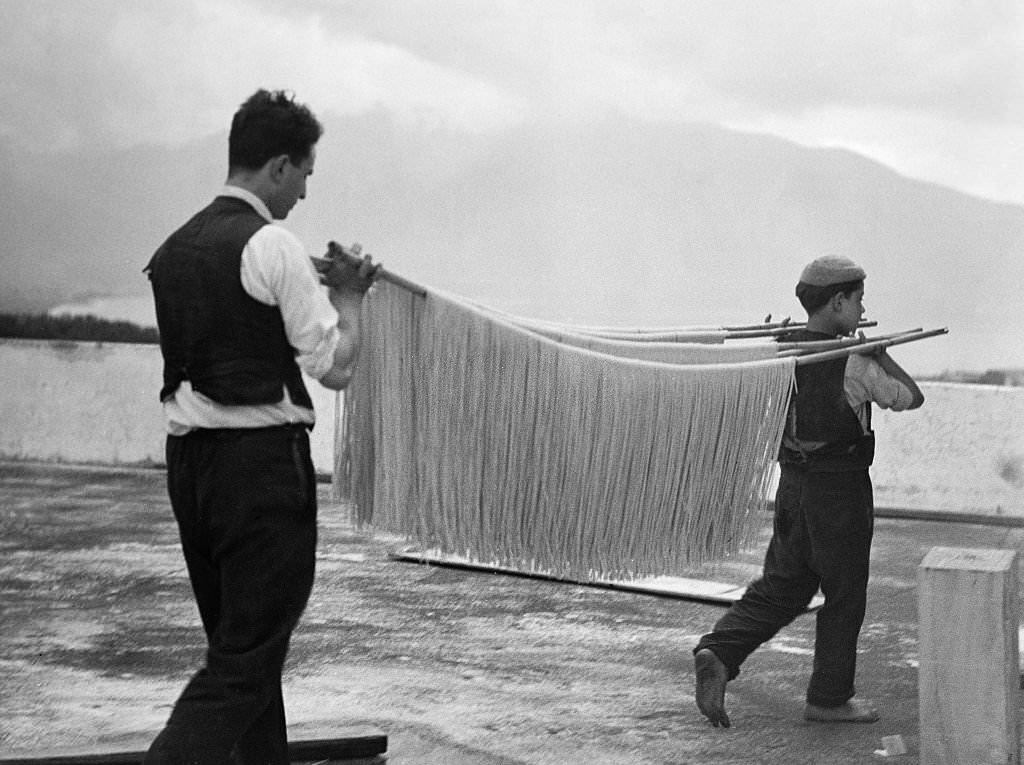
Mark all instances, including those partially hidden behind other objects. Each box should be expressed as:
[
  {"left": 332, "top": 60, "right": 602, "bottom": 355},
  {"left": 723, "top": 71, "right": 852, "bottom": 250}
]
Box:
[{"left": 693, "top": 255, "right": 924, "bottom": 728}]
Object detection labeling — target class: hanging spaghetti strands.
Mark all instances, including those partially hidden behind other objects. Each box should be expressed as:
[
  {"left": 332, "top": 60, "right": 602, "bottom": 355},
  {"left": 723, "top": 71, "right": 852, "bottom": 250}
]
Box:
[
  {"left": 336, "top": 281, "right": 796, "bottom": 580},
  {"left": 464, "top": 300, "right": 778, "bottom": 364},
  {"left": 329, "top": 251, "right": 947, "bottom": 579},
  {"left": 480, "top": 310, "right": 878, "bottom": 343},
  {"left": 416, "top": 292, "right": 877, "bottom": 343}
]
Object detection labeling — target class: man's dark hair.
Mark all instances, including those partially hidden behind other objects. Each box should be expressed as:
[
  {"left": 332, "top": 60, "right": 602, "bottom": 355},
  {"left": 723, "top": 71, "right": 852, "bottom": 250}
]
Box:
[
  {"left": 228, "top": 89, "right": 323, "bottom": 171},
  {"left": 795, "top": 279, "right": 864, "bottom": 314}
]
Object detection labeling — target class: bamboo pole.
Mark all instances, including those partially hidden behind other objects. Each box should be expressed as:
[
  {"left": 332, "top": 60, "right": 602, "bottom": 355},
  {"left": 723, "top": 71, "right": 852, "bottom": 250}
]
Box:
[
  {"left": 724, "top": 320, "right": 878, "bottom": 340},
  {"left": 776, "top": 328, "right": 923, "bottom": 356},
  {"left": 523, "top": 319, "right": 880, "bottom": 344},
  {"left": 542, "top": 320, "right": 791, "bottom": 334},
  {"left": 311, "top": 241, "right": 427, "bottom": 297},
  {"left": 305, "top": 246, "right": 894, "bottom": 347},
  {"left": 721, "top": 317, "right": 877, "bottom": 332},
  {"left": 494, "top": 317, "right": 876, "bottom": 338},
  {"left": 793, "top": 327, "right": 948, "bottom": 366},
  {"left": 566, "top": 329, "right": 728, "bottom": 342},
  {"left": 722, "top": 317, "right": 795, "bottom": 332}
]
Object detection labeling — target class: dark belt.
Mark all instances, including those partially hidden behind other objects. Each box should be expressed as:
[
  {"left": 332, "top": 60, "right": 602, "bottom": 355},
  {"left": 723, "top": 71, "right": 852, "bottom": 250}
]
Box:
[{"left": 177, "top": 422, "right": 312, "bottom": 440}]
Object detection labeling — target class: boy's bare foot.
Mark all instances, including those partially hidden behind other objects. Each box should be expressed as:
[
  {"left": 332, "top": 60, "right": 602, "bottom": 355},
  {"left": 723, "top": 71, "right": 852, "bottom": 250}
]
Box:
[
  {"left": 694, "top": 649, "right": 731, "bottom": 728},
  {"left": 804, "top": 698, "right": 879, "bottom": 723}
]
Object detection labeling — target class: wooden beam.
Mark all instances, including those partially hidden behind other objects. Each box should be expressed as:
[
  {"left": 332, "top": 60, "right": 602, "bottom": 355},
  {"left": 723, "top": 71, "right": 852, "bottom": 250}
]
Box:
[
  {"left": 394, "top": 547, "right": 824, "bottom": 610},
  {"left": 0, "top": 731, "right": 387, "bottom": 765},
  {"left": 918, "top": 546, "right": 1019, "bottom": 764}
]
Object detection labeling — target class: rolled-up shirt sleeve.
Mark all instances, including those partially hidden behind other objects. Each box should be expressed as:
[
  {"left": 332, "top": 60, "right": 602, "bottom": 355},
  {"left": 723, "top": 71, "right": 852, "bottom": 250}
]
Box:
[
  {"left": 845, "top": 353, "right": 914, "bottom": 412},
  {"left": 240, "top": 224, "right": 341, "bottom": 381}
]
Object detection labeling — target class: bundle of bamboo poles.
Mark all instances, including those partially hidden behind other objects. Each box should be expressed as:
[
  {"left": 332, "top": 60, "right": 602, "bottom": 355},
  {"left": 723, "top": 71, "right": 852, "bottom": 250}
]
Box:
[{"left": 324, "top": 249, "right": 947, "bottom": 578}]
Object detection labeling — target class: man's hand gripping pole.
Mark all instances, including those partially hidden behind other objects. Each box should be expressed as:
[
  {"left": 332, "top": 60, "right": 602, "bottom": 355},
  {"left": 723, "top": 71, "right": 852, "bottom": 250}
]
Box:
[{"left": 311, "top": 241, "right": 426, "bottom": 297}]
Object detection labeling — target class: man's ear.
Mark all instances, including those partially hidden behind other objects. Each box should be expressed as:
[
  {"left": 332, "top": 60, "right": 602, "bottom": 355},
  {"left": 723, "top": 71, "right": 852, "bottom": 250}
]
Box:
[
  {"left": 828, "top": 292, "right": 844, "bottom": 312},
  {"left": 268, "top": 154, "right": 290, "bottom": 181}
]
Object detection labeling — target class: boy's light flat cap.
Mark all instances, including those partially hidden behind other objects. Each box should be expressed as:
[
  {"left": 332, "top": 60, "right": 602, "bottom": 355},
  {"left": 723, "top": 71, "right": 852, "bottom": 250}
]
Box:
[{"left": 799, "top": 255, "right": 866, "bottom": 287}]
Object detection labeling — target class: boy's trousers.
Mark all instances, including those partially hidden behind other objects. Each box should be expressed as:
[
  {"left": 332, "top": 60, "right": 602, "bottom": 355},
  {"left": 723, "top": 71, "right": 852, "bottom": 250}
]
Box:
[
  {"left": 695, "top": 466, "right": 874, "bottom": 708},
  {"left": 145, "top": 424, "right": 318, "bottom": 765}
]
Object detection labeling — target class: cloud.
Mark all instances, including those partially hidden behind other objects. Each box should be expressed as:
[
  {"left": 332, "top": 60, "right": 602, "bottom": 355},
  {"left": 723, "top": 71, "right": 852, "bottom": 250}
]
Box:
[
  {"left": 0, "top": 0, "right": 1021, "bottom": 203},
  {"left": 4, "top": 0, "right": 1020, "bottom": 143},
  {"left": 708, "top": 1, "right": 1019, "bottom": 121},
  {"left": 0, "top": 0, "right": 527, "bottom": 151},
  {"left": 317, "top": 0, "right": 1022, "bottom": 127},
  {"left": 576, "top": 0, "right": 1024, "bottom": 125},
  {"left": 565, "top": 0, "right": 1024, "bottom": 203}
]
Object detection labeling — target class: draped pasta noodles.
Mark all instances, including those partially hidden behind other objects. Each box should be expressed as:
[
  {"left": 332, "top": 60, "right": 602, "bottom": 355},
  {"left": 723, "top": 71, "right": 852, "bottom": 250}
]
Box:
[
  {"left": 460, "top": 298, "right": 778, "bottom": 364},
  {"left": 336, "top": 282, "right": 796, "bottom": 580}
]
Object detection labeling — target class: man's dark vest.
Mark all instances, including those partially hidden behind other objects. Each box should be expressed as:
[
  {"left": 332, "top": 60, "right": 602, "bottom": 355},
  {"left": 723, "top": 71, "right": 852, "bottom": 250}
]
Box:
[
  {"left": 777, "top": 328, "right": 873, "bottom": 471},
  {"left": 145, "top": 195, "right": 313, "bottom": 409}
]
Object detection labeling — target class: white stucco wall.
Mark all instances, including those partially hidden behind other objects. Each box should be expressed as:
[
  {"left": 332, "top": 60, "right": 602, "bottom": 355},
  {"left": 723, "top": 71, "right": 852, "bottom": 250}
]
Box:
[
  {"left": 872, "top": 382, "right": 1024, "bottom": 518},
  {"left": 0, "top": 339, "right": 338, "bottom": 474},
  {"left": 2, "top": 338, "right": 1022, "bottom": 519}
]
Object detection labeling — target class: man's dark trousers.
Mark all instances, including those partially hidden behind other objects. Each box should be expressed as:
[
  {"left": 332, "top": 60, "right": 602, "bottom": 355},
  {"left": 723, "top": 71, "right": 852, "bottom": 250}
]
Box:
[
  {"left": 694, "top": 466, "right": 874, "bottom": 708},
  {"left": 145, "top": 424, "right": 317, "bottom": 765}
]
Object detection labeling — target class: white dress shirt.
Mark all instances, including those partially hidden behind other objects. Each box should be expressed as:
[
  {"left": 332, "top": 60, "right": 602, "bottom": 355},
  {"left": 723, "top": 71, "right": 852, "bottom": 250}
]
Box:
[
  {"left": 162, "top": 186, "right": 340, "bottom": 435},
  {"left": 845, "top": 353, "right": 915, "bottom": 431}
]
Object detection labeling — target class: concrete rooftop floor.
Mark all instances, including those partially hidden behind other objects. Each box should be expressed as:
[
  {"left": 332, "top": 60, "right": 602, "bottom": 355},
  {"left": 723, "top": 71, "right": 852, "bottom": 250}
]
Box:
[{"left": 2, "top": 460, "right": 1023, "bottom": 764}]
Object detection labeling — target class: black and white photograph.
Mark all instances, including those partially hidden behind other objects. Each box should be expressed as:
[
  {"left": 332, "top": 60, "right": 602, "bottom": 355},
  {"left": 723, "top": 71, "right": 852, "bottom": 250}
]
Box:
[{"left": 1, "top": 2, "right": 1023, "bottom": 763}]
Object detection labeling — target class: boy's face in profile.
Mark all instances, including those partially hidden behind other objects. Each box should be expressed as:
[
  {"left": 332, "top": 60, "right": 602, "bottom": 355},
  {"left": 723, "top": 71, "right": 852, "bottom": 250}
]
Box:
[{"left": 833, "top": 287, "right": 866, "bottom": 335}]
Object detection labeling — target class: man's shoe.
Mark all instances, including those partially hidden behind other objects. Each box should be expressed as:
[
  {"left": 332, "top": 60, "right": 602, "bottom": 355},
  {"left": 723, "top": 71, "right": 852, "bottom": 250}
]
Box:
[
  {"left": 804, "top": 698, "right": 879, "bottom": 723},
  {"left": 694, "top": 649, "right": 731, "bottom": 728}
]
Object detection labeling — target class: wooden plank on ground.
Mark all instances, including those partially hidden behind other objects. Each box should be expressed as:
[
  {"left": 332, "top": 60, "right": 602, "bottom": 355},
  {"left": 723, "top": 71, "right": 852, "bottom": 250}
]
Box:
[
  {"left": 0, "top": 730, "right": 388, "bottom": 765},
  {"left": 918, "top": 546, "right": 1019, "bottom": 765},
  {"left": 394, "top": 548, "right": 825, "bottom": 611}
]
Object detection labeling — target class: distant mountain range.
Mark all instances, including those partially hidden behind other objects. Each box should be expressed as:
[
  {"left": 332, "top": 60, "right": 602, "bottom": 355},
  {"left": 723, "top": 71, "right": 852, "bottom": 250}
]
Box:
[{"left": 3, "top": 113, "right": 1022, "bottom": 374}]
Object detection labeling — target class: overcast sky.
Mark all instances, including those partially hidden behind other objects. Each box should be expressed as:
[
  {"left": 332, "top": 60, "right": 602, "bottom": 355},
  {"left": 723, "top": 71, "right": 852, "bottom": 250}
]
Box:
[{"left": 2, "top": 0, "right": 1023, "bottom": 205}]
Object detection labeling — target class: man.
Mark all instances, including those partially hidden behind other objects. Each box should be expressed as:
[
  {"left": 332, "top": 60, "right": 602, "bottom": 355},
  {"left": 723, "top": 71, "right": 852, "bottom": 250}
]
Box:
[{"left": 143, "top": 89, "right": 378, "bottom": 764}]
